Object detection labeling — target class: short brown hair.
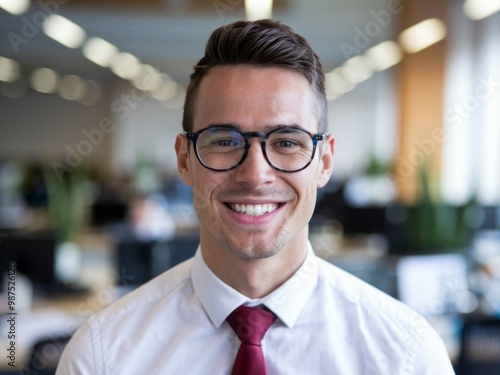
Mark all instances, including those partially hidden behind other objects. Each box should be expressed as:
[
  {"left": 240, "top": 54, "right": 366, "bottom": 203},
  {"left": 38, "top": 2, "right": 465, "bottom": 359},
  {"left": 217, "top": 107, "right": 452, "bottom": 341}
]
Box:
[{"left": 182, "top": 19, "right": 328, "bottom": 133}]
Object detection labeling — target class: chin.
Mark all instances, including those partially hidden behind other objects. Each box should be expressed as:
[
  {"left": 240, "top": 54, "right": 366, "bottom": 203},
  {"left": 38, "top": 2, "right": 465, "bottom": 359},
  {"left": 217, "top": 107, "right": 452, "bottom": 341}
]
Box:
[{"left": 222, "top": 233, "right": 288, "bottom": 260}]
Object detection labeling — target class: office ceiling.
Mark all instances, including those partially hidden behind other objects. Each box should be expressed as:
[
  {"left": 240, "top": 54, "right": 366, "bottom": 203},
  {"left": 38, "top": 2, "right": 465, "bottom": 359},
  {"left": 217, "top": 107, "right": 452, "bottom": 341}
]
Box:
[{"left": 0, "top": 0, "right": 394, "bottom": 86}]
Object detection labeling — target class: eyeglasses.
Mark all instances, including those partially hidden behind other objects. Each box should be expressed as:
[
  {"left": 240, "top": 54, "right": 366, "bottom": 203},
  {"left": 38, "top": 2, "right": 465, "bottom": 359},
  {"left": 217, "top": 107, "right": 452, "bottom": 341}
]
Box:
[{"left": 184, "top": 125, "right": 326, "bottom": 173}]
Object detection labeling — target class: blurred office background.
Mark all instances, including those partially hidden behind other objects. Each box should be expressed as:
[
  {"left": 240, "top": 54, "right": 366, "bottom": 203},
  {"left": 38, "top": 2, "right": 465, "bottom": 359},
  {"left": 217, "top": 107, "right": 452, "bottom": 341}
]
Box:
[{"left": 1, "top": 0, "right": 500, "bottom": 373}]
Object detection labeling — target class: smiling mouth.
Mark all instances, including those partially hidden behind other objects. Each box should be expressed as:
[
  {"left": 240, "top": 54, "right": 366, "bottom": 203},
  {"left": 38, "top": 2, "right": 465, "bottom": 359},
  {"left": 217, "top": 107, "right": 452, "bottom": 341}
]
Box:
[{"left": 227, "top": 203, "right": 280, "bottom": 217}]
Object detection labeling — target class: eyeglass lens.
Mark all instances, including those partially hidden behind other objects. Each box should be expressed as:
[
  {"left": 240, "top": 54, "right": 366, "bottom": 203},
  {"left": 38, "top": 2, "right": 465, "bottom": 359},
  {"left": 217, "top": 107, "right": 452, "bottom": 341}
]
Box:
[{"left": 195, "top": 127, "right": 315, "bottom": 171}]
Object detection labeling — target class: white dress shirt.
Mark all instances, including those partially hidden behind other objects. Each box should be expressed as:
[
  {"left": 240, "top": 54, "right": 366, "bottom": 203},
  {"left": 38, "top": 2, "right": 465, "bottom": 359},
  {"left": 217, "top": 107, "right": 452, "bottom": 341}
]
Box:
[{"left": 56, "top": 243, "right": 455, "bottom": 374}]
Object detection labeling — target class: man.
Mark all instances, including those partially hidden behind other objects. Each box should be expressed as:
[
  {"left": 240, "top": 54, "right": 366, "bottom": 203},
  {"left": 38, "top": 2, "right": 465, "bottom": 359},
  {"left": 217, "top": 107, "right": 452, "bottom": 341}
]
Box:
[{"left": 57, "top": 20, "right": 455, "bottom": 374}]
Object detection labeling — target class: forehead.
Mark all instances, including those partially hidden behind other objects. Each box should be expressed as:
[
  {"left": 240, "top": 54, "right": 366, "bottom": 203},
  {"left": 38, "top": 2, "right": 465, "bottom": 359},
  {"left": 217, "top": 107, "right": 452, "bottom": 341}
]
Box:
[{"left": 193, "top": 65, "right": 317, "bottom": 132}]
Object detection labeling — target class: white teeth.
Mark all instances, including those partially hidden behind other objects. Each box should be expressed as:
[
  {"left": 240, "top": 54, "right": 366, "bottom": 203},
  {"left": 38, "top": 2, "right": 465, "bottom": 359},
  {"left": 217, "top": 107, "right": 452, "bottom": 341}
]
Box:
[
  {"left": 230, "top": 203, "right": 278, "bottom": 216},
  {"left": 246, "top": 205, "right": 254, "bottom": 215}
]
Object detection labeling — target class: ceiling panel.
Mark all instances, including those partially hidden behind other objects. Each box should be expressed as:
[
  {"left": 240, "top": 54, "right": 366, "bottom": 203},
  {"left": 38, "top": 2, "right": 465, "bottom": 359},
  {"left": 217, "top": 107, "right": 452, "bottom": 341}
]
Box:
[{"left": 0, "top": 0, "right": 394, "bottom": 86}]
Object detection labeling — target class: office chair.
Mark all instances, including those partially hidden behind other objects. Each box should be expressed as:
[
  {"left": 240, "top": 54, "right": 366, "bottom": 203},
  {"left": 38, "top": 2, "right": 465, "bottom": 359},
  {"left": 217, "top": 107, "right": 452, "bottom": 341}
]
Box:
[{"left": 457, "top": 317, "right": 500, "bottom": 375}]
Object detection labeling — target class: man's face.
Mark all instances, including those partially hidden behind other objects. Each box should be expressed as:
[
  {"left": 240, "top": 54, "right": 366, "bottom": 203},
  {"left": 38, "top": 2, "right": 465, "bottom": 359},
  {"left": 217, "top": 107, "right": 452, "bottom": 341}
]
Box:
[{"left": 176, "top": 65, "right": 334, "bottom": 261}]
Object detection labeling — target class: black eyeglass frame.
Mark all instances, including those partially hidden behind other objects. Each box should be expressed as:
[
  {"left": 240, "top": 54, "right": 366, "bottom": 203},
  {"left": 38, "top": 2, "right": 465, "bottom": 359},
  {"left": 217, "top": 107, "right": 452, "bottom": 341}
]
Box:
[{"left": 184, "top": 125, "right": 327, "bottom": 173}]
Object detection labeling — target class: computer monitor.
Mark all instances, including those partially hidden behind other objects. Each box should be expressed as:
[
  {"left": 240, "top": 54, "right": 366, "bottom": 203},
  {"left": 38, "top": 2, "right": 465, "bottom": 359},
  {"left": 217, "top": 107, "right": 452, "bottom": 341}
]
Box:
[
  {"left": 0, "top": 231, "right": 56, "bottom": 294},
  {"left": 116, "top": 234, "right": 199, "bottom": 286},
  {"left": 396, "top": 253, "right": 468, "bottom": 316}
]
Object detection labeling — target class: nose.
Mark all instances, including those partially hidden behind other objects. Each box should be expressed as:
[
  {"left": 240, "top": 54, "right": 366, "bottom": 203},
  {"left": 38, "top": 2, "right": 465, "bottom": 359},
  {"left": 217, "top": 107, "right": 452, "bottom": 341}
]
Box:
[{"left": 232, "top": 139, "right": 276, "bottom": 186}]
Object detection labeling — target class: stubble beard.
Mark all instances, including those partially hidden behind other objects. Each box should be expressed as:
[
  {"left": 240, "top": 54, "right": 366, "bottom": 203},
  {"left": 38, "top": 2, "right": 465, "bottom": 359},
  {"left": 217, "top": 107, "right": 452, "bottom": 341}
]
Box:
[
  {"left": 198, "top": 184, "right": 297, "bottom": 260},
  {"left": 217, "top": 223, "right": 291, "bottom": 260}
]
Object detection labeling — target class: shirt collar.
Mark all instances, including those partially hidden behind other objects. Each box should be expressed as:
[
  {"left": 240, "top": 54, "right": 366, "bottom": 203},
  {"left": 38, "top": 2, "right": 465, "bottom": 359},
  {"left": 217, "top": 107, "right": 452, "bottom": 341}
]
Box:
[{"left": 191, "top": 242, "right": 319, "bottom": 329}]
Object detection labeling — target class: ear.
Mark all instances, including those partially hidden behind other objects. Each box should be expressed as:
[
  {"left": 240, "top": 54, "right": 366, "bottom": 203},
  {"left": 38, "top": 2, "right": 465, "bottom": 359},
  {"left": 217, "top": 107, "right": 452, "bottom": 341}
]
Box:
[
  {"left": 316, "top": 134, "right": 335, "bottom": 188},
  {"left": 175, "top": 134, "right": 193, "bottom": 186}
]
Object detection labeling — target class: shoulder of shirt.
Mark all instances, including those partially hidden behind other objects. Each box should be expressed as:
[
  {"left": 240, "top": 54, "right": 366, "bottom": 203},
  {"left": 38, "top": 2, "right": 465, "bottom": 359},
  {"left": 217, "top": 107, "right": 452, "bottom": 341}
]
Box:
[
  {"left": 87, "top": 258, "right": 194, "bottom": 326},
  {"left": 314, "top": 256, "right": 453, "bottom": 372},
  {"left": 315, "top": 256, "right": 431, "bottom": 337}
]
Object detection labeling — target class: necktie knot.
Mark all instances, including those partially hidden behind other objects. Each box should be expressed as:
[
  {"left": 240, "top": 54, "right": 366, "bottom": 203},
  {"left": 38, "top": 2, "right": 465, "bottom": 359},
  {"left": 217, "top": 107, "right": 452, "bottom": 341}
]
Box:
[
  {"left": 226, "top": 305, "right": 276, "bottom": 375},
  {"left": 227, "top": 305, "right": 276, "bottom": 346}
]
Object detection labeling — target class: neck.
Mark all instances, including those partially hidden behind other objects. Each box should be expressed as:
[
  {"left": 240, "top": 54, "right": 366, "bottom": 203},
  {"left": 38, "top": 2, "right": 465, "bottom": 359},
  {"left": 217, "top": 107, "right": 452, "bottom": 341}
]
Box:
[{"left": 200, "top": 231, "right": 309, "bottom": 299}]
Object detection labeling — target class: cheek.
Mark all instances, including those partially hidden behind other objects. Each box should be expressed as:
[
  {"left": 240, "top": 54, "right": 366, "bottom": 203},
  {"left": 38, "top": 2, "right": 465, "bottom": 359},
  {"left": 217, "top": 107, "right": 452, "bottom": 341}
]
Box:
[
  {"left": 191, "top": 173, "right": 225, "bottom": 215},
  {"left": 290, "top": 175, "right": 317, "bottom": 207},
  {"left": 303, "top": 187, "right": 318, "bottom": 213},
  {"left": 304, "top": 171, "right": 320, "bottom": 200}
]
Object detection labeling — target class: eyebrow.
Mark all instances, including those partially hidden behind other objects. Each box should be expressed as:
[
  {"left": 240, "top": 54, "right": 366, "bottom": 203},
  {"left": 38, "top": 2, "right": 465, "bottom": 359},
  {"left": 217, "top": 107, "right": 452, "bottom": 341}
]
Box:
[{"left": 201, "top": 123, "right": 307, "bottom": 132}]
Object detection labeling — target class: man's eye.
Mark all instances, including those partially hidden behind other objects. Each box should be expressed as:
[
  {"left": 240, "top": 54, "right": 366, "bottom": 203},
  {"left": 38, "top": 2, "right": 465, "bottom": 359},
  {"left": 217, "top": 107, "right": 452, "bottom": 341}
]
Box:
[
  {"left": 210, "top": 138, "right": 242, "bottom": 147},
  {"left": 213, "top": 139, "right": 236, "bottom": 147},
  {"left": 277, "top": 140, "right": 297, "bottom": 148},
  {"left": 271, "top": 139, "right": 300, "bottom": 149},
  {"left": 217, "top": 139, "right": 233, "bottom": 146}
]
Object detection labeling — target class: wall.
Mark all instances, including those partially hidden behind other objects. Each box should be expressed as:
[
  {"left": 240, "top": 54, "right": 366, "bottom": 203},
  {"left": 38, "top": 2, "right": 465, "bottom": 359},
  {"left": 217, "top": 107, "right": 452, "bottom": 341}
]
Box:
[{"left": 0, "top": 87, "right": 111, "bottom": 173}]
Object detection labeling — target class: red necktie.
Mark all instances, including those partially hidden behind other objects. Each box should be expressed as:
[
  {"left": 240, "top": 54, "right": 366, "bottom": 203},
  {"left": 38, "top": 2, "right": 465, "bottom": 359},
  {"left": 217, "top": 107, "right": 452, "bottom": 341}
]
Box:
[{"left": 226, "top": 305, "right": 276, "bottom": 375}]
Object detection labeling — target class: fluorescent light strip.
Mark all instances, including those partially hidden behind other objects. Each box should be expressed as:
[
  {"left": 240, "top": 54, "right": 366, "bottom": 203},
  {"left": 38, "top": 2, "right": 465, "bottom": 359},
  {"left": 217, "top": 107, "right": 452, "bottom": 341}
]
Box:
[
  {"left": 30, "top": 68, "right": 59, "bottom": 93},
  {"left": 325, "top": 70, "right": 355, "bottom": 100},
  {"left": 150, "top": 80, "right": 178, "bottom": 101},
  {"left": 83, "top": 37, "right": 119, "bottom": 67},
  {"left": 131, "top": 64, "right": 162, "bottom": 91},
  {"left": 365, "top": 41, "right": 403, "bottom": 72},
  {"left": 0, "top": 0, "right": 30, "bottom": 15},
  {"left": 463, "top": 0, "right": 500, "bottom": 20},
  {"left": 59, "top": 74, "right": 86, "bottom": 101},
  {"left": 0, "top": 56, "right": 20, "bottom": 82},
  {"left": 245, "top": 0, "right": 273, "bottom": 20},
  {"left": 342, "top": 55, "right": 375, "bottom": 84},
  {"left": 7, "top": 12, "right": 183, "bottom": 102},
  {"left": 43, "top": 15, "right": 86, "bottom": 49},
  {"left": 399, "top": 18, "right": 447, "bottom": 54},
  {"left": 110, "top": 52, "right": 142, "bottom": 80}
]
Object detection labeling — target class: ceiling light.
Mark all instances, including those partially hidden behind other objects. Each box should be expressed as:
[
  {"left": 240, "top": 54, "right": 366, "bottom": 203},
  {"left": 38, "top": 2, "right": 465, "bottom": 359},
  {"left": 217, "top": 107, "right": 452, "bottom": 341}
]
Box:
[
  {"left": 0, "top": 0, "right": 30, "bottom": 15},
  {"left": 325, "top": 70, "right": 355, "bottom": 100},
  {"left": 463, "top": 0, "right": 500, "bottom": 20},
  {"left": 160, "top": 85, "right": 186, "bottom": 109},
  {"left": 150, "top": 79, "right": 178, "bottom": 101},
  {"left": 59, "top": 74, "right": 86, "bottom": 101},
  {"left": 131, "top": 64, "right": 162, "bottom": 91},
  {"left": 342, "top": 55, "right": 375, "bottom": 84},
  {"left": 82, "top": 37, "right": 118, "bottom": 67},
  {"left": 30, "top": 68, "right": 59, "bottom": 93},
  {"left": 110, "top": 52, "right": 141, "bottom": 80},
  {"left": 43, "top": 15, "right": 86, "bottom": 49},
  {"left": 365, "top": 41, "right": 403, "bottom": 72},
  {"left": 398, "top": 18, "right": 447, "bottom": 53},
  {"left": 0, "top": 56, "right": 20, "bottom": 82},
  {"left": 245, "top": 0, "right": 273, "bottom": 20}
]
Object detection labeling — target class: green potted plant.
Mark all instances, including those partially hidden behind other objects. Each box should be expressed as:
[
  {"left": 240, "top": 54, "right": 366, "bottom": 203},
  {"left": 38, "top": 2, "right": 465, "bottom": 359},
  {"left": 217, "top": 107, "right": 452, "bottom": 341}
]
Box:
[
  {"left": 44, "top": 165, "right": 87, "bottom": 284},
  {"left": 403, "top": 164, "right": 475, "bottom": 253}
]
